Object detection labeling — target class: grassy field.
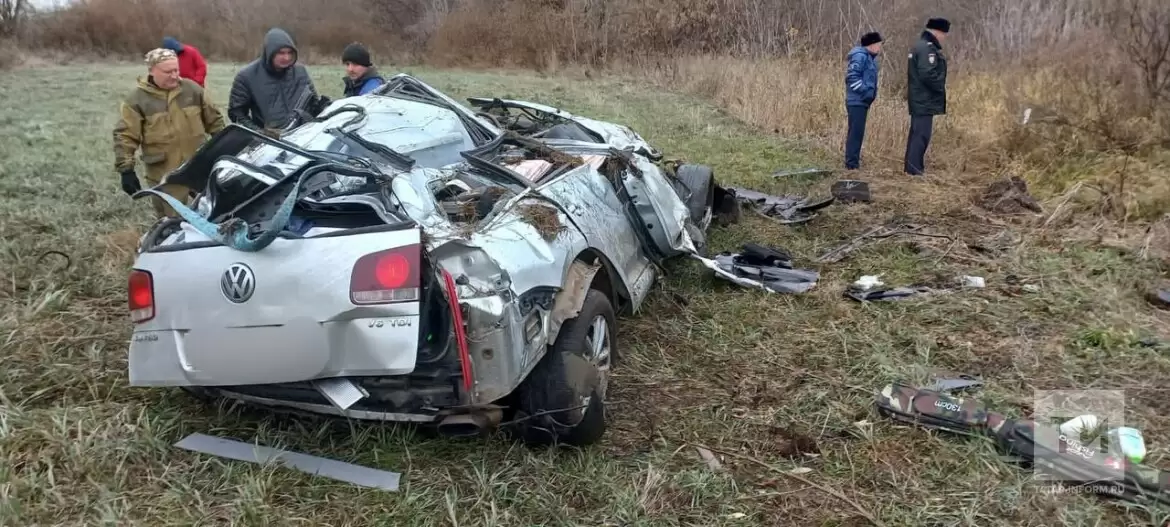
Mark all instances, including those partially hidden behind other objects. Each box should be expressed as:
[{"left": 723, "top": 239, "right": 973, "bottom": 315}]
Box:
[{"left": 2, "top": 62, "right": 1170, "bottom": 526}]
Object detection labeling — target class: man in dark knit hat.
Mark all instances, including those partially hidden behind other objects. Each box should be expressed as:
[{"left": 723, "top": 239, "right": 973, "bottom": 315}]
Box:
[
  {"left": 341, "top": 42, "right": 385, "bottom": 97},
  {"left": 904, "top": 17, "right": 950, "bottom": 176},
  {"left": 843, "top": 31, "right": 883, "bottom": 170}
]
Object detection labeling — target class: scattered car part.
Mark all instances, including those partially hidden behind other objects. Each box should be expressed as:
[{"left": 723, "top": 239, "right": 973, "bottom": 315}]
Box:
[
  {"left": 923, "top": 375, "right": 984, "bottom": 394},
  {"left": 711, "top": 186, "right": 743, "bottom": 227},
  {"left": 312, "top": 378, "right": 370, "bottom": 410},
  {"left": 174, "top": 433, "right": 401, "bottom": 491},
  {"left": 727, "top": 187, "right": 834, "bottom": 225},
  {"left": 875, "top": 383, "right": 1170, "bottom": 507},
  {"left": 696, "top": 244, "right": 819, "bottom": 294},
  {"left": 125, "top": 74, "right": 720, "bottom": 448},
  {"left": 831, "top": 180, "right": 871, "bottom": 203}
]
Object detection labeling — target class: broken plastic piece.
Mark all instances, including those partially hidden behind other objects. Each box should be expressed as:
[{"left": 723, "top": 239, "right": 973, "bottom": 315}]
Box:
[
  {"left": 174, "top": 433, "right": 401, "bottom": 491},
  {"left": 831, "top": 180, "right": 871, "bottom": 203},
  {"left": 854, "top": 275, "right": 884, "bottom": 290},
  {"left": 738, "top": 243, "right": 793, "bottom": 268},
  {"left": 961, "top": 276, "right": 986, "bottom": 288}
]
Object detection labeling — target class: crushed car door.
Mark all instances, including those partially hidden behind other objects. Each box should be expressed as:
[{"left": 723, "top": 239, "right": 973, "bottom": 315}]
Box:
[{"left": 538, "top": 163, "right": 655, "bottom": 311}]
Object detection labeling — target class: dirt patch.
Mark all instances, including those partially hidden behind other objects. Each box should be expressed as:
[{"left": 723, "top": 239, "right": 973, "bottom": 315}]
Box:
[
  {"left": 518, "top": 203, "right": 566, "bottom": 241},
  {"left": 976, "top": 176, "right": 1043, "bottom": 214}
]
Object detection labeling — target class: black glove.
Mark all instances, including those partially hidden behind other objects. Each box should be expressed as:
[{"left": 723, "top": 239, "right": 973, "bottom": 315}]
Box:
[
  {"left": 306, "top": 94, "right": 332, "bottom": 116},
  {"left": 120, "top": 170, "right": 142, "bottom": 196}
]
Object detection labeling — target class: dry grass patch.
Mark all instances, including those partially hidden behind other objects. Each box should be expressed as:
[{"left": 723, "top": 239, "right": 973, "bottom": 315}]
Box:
[{"left": 2, "top": 63, "right": 1170, "bottom": 526}]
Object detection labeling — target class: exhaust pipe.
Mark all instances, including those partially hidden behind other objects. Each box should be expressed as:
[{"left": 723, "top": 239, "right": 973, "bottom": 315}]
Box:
[{"left": 436, "top": 408, "right": 502, "bottom": 438}]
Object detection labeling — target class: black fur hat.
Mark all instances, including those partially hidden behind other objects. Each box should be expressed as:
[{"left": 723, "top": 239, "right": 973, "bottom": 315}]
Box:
[
  {"left": 860, "top": 32, "right": 883, "bottom": 47},
  {"left": 926, "top": 18, "right": 951, "bottom": 33},
  {"left": 341, "top": 42, "right": 372, "bottom": 67}
]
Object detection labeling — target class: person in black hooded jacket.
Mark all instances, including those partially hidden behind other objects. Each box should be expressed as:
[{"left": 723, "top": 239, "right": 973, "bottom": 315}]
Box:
[{"left": 228, "top": 28, "right": 328, "bottom": 135}]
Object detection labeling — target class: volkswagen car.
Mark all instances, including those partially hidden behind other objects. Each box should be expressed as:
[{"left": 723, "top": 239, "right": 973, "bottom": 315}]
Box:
[{"left": 125, "top": 74, "right": 720, "bottom": 446}]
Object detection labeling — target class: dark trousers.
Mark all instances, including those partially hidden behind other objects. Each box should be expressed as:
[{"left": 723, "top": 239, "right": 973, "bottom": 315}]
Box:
[
  {"left": 844, "top": 105, "right": 869, "bottom": 169},
  {"left": 904, "top": 115, "right": 934, "bottom": 175}
]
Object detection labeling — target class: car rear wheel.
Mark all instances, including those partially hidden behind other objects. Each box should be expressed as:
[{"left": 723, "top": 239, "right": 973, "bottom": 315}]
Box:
[{"left": 514, "top": 289, "right": 614, "bottom": 447}]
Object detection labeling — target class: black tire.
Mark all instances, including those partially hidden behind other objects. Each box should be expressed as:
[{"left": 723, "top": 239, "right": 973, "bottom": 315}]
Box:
[
  {"left": 515, "top": 289, "right": 615, "bottom": 447},
  {"left": 675, "top": 164, "right": 715, "bottom": 229}
]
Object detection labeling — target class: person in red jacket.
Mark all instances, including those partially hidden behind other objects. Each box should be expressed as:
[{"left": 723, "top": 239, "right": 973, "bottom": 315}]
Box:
[{"left": 161, "top": 36, "right": 208, "bottom": 87}]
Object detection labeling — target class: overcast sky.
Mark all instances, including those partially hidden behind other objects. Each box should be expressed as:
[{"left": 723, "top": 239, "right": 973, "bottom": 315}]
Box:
[{"left": 28, "top": 0, "right": 73, "bottom": 10}]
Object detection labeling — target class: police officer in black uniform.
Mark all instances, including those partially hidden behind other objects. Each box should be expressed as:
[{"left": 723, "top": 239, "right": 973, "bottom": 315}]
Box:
[{"left": 904, "top": 18, "right": 950, "bottom": 176}]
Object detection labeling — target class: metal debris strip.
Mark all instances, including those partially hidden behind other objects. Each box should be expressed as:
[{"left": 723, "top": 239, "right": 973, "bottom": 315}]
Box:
[
  {"left": 772, "top": 167, "right": 834, "bottom": 179},
  {"left": 924, "top": 376, "right": 985, "bottom": 393},
  {"left": 692, "top": 247, "right": 819, "bottom": 295},
  {"left": 727, "top": 187, "right": 835, "bottom": 225},
  {"left": 816, "top": 222, "right": 953, "bottom": 264},
  {"left": 844, "top": 286, "right": 935, "bottom": 302},
  {"left": 174, "top": 433, "right": 401, "bottom": 491}
]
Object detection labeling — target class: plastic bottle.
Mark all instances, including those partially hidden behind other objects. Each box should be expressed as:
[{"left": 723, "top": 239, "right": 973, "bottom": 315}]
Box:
[{"left": 1107, "top": 427, "right": 1147, "bottom": 464}]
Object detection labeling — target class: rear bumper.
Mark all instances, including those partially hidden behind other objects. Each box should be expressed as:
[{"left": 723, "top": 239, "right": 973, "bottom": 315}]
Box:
[
  {"left": 128, "top": 315, "right": 421, "bottom": 386},
  {"left": 202, "top": 387, "right": 441, "bottom": 423}
]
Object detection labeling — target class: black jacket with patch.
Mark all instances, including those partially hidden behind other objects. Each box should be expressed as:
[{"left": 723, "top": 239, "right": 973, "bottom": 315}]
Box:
[
  {"left": 906, "top": 31, "right": 948, "bottom": 116},
  {"left": 228, "top": 28, "right": 319, "bottom": 131}
]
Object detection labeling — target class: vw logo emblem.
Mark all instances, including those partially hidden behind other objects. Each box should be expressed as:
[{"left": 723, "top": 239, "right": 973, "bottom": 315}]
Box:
[{"left": 220, "top": 263, "right": 256, "bottom": 304}]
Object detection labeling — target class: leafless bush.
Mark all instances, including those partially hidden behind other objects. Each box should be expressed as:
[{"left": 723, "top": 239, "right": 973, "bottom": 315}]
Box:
[
  {"left": 23, "top": 0, "right": 422, "bottom": 61},
  {"left": 1108, "top": 0, "right": 1170, "bottom": 108}
]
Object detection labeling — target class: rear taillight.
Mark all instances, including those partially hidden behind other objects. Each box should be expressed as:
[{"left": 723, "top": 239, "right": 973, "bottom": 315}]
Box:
[
  {"left": 350, "top": 245, "right": 422, "bottom": 305},
  {"left": 128, "top": 269, "right": 155, "bottom": 323}
]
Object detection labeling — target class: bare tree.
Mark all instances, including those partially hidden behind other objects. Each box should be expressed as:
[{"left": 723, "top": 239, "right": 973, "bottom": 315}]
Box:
[{"left": 0, "top": 0, "right": 28, "bottom": 37}]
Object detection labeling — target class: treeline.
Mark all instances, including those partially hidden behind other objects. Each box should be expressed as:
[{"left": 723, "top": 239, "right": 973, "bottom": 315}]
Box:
[
  {"left": 5, "top": 0, "right": 1113, "bottom": 65},
  {"left": 4, "top": 0, "right": 1169, "bottom": 217}
]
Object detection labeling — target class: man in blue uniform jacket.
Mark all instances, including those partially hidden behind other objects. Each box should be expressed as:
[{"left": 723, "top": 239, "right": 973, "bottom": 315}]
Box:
[{"left": 844, "top": 31, "right": 883, "bottom": 170}]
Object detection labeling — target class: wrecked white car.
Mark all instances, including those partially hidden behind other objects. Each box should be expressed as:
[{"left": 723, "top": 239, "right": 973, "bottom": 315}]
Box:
[{"left": 126, "top": 74, "right": 719, "bottom": 446}]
